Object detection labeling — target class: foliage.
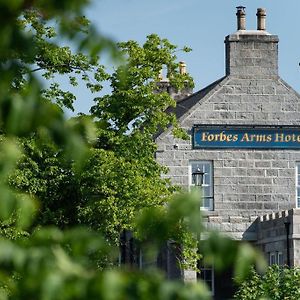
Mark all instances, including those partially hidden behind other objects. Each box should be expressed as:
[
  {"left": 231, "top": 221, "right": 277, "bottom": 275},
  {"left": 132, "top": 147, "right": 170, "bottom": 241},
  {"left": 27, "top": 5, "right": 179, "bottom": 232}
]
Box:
[
  {"left": 2, "top": 1, "right": 116, "bottom": 112},
  {"left": 234, "top": 265, "right": 300, "bottom": 300},
  {"left": 77, "top": 147, "right": 177, "bottom": 242},
  {"left": 9, "top": 31, "right": 194, "bottom": 246},
  {"left": 79, "top": 33, "right": 194, "bottom": 244},
  {"left": 0, "top": 194, "right": 218, "bottom": 300},
  {"left": 9, "top": 138, "right": 80, "bottom": 228},
  {"left": 19, "top": 9, "right": 110, "bottom": 111},
  {"left": 91, "top": 34, "right": 193, "bottom": 135},
  {"left": 0, "top": 0, "right": 266, "bottom": 299}
]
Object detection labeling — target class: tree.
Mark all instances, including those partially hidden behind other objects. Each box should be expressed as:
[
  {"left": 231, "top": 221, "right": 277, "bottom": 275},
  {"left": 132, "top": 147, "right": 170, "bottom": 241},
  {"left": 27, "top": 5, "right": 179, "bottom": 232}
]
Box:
[
  {"left": 78, "top": 34, "right": 194, "bottom": 242},
  {"left": 0, "top": 1, "right": 264, "bottom": 299},
  {"left": 8, "top": 29, "right": 194, "bottom": 244}
]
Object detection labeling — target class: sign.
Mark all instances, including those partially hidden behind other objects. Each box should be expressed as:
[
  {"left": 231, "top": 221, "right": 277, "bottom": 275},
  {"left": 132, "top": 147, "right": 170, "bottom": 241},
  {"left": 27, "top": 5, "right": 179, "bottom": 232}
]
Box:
[{"left": 193, "top": 125, "right": 300, "bottom": 149}]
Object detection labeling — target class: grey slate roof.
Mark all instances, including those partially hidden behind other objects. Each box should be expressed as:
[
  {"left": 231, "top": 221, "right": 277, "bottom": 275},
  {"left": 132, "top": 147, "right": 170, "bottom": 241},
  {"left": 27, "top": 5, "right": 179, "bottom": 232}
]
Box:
[{"left": 168, "top": 76, "right": 226, "bottom": 119}]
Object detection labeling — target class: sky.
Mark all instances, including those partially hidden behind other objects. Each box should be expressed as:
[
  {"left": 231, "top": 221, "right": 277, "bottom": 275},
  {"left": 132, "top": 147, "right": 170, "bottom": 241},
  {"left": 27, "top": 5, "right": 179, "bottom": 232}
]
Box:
[{"left": 70, "top": 0, "right": 300, "bottom": 114}]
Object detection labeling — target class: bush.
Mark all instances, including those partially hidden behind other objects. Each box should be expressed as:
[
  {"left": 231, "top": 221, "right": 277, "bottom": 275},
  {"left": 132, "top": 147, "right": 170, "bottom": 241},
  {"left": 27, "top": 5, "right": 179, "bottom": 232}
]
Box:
[{"left": 234, "top": 265, "right": 300, "bottom": 300}]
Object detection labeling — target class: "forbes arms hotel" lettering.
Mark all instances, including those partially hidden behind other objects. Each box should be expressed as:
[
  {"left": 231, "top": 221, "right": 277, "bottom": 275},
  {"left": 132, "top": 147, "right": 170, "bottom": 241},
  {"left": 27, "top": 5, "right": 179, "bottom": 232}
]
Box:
[{"left": 193, "top": 126, "right": 300, "bottom": 149}]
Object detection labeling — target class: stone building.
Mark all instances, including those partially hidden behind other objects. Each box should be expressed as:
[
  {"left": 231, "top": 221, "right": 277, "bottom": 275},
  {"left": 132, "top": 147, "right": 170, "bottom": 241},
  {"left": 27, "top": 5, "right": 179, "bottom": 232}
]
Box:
[{"left": 155, "top": 7, "right": 300, "bottom": 299}]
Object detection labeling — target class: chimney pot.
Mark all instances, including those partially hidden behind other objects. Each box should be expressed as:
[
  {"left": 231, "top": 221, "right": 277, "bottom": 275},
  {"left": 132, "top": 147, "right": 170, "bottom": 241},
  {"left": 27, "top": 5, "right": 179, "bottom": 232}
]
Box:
[
  {"left": 179, "top": 61, "right": 187, "bottom": 75},
  {"left": 236, "top": 6, "right": 246, "bottom": 30},
  {"left": 257, "top": 8, "right": 266, "bottom": 30}
]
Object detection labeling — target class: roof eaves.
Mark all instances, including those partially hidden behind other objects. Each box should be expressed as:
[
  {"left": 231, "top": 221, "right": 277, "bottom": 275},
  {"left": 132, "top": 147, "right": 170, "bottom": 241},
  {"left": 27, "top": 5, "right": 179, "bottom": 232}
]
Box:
[{"left": 155, "top": 76, "right": 230, "bottom": 141}]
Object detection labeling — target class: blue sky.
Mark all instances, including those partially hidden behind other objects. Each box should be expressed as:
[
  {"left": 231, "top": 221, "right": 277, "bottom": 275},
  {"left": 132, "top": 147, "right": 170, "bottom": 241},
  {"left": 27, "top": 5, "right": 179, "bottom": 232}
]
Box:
[{"left": 70, "top": 0, "right": 300, "bottom": 114}]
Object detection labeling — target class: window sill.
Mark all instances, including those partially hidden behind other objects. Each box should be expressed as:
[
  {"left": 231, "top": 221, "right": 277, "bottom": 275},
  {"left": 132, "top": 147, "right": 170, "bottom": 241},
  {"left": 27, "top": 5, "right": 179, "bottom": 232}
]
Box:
[{"left": 201, "top": 210, "right": 219, "bottom": 217}]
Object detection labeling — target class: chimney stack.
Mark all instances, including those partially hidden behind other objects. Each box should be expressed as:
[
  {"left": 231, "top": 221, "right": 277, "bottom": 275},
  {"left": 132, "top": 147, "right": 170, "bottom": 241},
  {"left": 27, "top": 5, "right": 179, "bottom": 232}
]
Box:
[
  {"left": 236, "top": 6, "right": 246, "bottom": 30},
  {"left": 179, "top": 61, "right": 187, "bottom": 75},
  {"left": 225, "top": 7, "right": 279, "bottom": 78},
  {"left": 257, "top": 8, "right": 266, "bottom": 31}
]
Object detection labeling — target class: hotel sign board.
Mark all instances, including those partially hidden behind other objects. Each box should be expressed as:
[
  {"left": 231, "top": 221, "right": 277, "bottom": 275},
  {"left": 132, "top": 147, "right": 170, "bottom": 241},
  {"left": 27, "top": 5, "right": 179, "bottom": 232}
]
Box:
[{"left": 193, "top": 125, "right": 300, "bottom": 149}]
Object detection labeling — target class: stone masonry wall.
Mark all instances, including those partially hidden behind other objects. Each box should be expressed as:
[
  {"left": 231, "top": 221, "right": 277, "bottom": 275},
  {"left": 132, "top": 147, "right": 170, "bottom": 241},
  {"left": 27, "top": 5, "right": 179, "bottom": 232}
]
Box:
[
  {"left": 256, "top": 210, "right": 289, "bottom": 265},
  {"left": 257, "top": 209, "right": 300, "bottom": 267},
  {"left": 225, "top": 33, "right": 279, "bottom": 78},
  {"left": 156, "top": 75, "right": 300, "bottom": 239}
]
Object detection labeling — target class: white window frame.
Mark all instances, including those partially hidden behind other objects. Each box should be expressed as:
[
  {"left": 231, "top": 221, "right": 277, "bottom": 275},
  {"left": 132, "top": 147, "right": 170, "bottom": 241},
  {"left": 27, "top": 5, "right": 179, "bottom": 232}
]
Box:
[
  {"left": 189, "top": 161, "right": 214, "bottom": 211},
  {"left": 269, "top": 251, "right": 283, "bottom": 266},
  {"left": 277, "top": 251, "right": 283, "bottom": 266},
  {"left": 296, "top": 163, "right": 300, "bottom": 208}
]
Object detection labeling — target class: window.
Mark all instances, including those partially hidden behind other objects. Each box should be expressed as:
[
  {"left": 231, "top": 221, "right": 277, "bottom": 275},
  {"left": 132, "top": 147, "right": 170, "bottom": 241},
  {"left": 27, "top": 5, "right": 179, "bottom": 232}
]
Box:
[
  {"left": 269, "top": 251, "right": 283, "bottom": 266},
  {"left": 197, "top": 261, "right": 214, "bottom": 295},
  {"left": 189, "top": 161, "right": 214, "bottom": 210},
  {"left": 297, "top": 163, "right": 300, "bottom": 208},
  {"left": 277, "top": 252, "right": 283, "bottom": 266},
  {"left": 119, "top": 230, "right": 142, "bottom": 268},
  {"left": 269, "top": 252, "right": 276, "bottom": 265}
]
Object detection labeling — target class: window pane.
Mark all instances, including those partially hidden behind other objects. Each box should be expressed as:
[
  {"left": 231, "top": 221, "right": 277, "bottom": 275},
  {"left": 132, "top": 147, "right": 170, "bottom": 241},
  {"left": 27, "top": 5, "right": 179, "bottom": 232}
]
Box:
[
  {"left": 190, "top": 161, "right": 213, "bottom": 211},
  {"left": 203, "top": 186, "right": 211, "bottom": 197},
  {"left": 205, "top": 269, "right": 212, "bottom": 279},
  {"left": 204, "top": 173, "right": 210, "bottom": 185},
  {"left": 269, "top": 253, "right": 276, "bottom": 265},
  {"left": 204, "top": 164, "right": 211, "bottom": 184},
  {"left": 204, "top": 197, "right": 213, "bottom": 209},
  {"left": 197, "top": 263, "right": 214, "bottom": 295},
  {"left": 203, "top": 163, "right": 210, "bottom": 172},
  {"left": 203, "top": 198, "right": 210, "bottom": 208},
  {"left": 192, "top": 162, "right": 204, "bottom": 173}
]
